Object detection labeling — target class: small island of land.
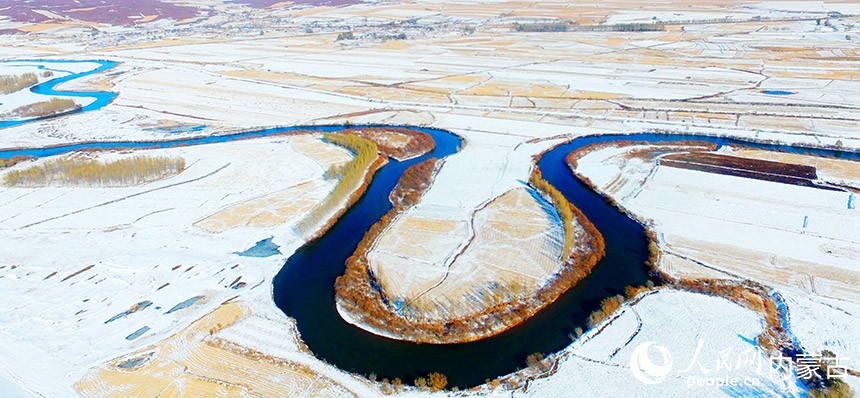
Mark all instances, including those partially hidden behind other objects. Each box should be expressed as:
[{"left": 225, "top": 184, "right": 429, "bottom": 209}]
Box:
[{"left": 335, "top": 160, "right": 605, "bottom": 343}]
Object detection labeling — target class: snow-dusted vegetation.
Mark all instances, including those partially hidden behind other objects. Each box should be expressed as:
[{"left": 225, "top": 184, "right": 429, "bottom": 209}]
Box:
[
  {"left": 4, "top": 155, "right": 185, "bottom": 187},
  {"left": 0, "top": 73, "right": 38, "bottom": 94}
]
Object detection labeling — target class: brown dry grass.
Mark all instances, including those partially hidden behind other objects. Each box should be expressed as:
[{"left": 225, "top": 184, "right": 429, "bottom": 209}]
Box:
[
  {"left": 6, "top": 97, "right": 79, "bottom": 118},
  {"left": 0, "top": 72, "right": 38, "bottom": 94},
  {"left": 729, "top": 149, "right": 860, "bottom": 183}
]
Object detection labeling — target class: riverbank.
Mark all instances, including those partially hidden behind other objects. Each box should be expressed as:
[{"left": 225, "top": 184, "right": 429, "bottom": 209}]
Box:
[
  {"left": 4, "top": 6, "right": 860, "bottom": 390},
  {"left": 0, "top": 60, "right": 118, "bottom": 130},
  {"left": 562, "top": 137, "right": 860, "bottom": 388},
  {"left": 335, "top": 178, "right": 605, "bottom": 343}
]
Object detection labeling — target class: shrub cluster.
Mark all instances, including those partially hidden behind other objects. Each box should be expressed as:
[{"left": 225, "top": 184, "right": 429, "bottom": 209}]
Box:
[
  {"left": 0, "top": 155, "right": 34, "bottom": 169},
  {"left": 586, "top": 295, "right": 626, "bottom": 328},
  {"left": 526, "top": 352, "right": 552, "bottom": 372},
  {"left": 427, "top": 372, "right": 447, "bottom": 392},
  {"left": 410, "top": 372, "right": 448, "bottom": 392},
  {"left": 0, "top": 72, "right": 38, "bottom": 94},
  {"left": 390, "top": 158, "right": 437, "bottom": 209},
  {"left": 378, "top": 377, "right": 403, "bottom": 395},
  {"left": 7, "top": 98, "right": 79, "bottom": 118}
]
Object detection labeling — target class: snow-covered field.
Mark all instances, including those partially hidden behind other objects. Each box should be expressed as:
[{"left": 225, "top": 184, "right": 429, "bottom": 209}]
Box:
[
  {"left": 0, "top": 0, "right": 859, "bottom": 396},
  {"left": 573, "top": 142, "right": 860, "bottom": 391},
  {"left": 522, "top": 290, "right": 802, "bottom": 398},
  {"left": 366, "top": 187, "right": 568, "bottom": 321},
  {"left": 0, "top": 62, "right": 94, "bottom": 119},
  {"left": 0, "top": 135, "right": 356, "bottom": 395}
]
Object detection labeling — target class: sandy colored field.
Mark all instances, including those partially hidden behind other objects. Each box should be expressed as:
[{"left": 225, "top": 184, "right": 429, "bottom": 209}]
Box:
[
  {"left": 195, "top": 179, "right": 331, "bottom": 232},
  {"left": 369, "top": 187, "right": 573, "bottom": 321},
  {"left": 194, "top": 135, "right": 351, "bottom": 232},
  {"left": 76, "top": 300, "right": 359, "bottom": 398}
]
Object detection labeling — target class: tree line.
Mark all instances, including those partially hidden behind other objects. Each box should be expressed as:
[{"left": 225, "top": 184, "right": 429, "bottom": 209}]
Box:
[
  {"left": 513, "top": 21, "right": 571, "bottom": 32},
  {"left": 4, "top": 155, "right": 186, "bottom": 187},
  {"left": 296, "top": 132, "right": 380, "bottom": 237},
  {"left": 528, "top": 168, "right": 577, "bottom": 260}
]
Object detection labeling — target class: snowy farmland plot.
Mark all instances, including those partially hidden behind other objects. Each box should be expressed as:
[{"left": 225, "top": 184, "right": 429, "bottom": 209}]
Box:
[
  {"left": 573, "top": 142, "right": 860, "bottom": 391},
  {"left": 1, "top": 0, "right": 859, "bottom": 397}
]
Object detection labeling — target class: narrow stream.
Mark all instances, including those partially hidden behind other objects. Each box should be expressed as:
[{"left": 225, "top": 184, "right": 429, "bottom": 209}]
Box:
[{"left": 0, "top": 60, "right": 118, "bottom": 130}]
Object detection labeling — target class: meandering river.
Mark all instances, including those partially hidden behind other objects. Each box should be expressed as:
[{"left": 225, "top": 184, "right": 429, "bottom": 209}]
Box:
[
  {"left": 2, "top": 60, "right": 858, "bottom": 389},
  {"left": 0, "top": 60, "right": 118, "bottom": 130}
]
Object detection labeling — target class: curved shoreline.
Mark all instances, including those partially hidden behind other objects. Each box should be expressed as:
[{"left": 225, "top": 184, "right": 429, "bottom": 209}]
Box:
[
  {"left": 3, "top": 59, "right": 859, "bottom": 388},
  {"left": 300, "top": 152, "right": 388, "bottom": 244},
  {"left": 333, "top": 179, "right": 606, "bottom": 344},
  {"left": 6, "top": 126, "right": 859, "bottom": 389},
  {"left": 542, "top": 137, "right": 859, "bottom": 386},
  {"left": 0, "top": 60, "right": 119, "bottom": 130}
]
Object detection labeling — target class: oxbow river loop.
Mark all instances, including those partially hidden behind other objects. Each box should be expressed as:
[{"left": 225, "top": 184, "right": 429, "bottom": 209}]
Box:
[{"left": 2, "top": 60, "right": 858, "bottom": 389}]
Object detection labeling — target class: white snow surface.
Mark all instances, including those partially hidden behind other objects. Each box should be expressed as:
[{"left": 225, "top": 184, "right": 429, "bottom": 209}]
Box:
[
  {"left": 0, "top": 135, "right": 347, "bottom": 395},
  {"left": 0, "top": 63, "right": 94, "bottom": 118},
  {"left": 522, "top": 290, "right": 801, "bottom": 398}
]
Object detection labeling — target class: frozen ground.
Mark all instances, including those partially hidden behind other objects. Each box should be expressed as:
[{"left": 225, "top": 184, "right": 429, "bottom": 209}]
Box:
[
  {"left": 75, "top": 300, "right": 380, "bottom": 398},
  {"left": 0, "top": 0, "right": 859, "bottom": 396},
  {"left": 521, "top": 290, "right": 802, "bottom": 398}
]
